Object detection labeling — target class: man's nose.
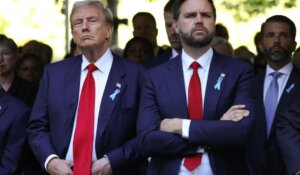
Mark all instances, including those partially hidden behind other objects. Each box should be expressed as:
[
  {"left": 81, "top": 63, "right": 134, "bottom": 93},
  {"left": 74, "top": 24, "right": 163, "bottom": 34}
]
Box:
[
  {"left": 81, "top": 20, "right": 89, "bottom": 31},
  {"left": 195, "top": 14, "right": 203, "bottom": 24}
]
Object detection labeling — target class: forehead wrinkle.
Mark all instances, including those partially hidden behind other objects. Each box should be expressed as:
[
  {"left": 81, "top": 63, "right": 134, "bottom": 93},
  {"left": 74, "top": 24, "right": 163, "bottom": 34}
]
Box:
[{"left": 72, "top": 5, "right": 102, "bottom": 19}]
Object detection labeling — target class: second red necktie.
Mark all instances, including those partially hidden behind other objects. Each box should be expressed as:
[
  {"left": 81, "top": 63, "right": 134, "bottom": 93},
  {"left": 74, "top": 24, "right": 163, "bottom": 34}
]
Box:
[{"left": 183, "top": 61, "right": 203, "bottom": 171}]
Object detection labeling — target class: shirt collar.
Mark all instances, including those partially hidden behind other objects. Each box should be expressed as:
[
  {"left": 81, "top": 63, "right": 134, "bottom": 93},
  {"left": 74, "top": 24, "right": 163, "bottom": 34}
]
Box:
[
  {"left": 265, "top": 62, "right": 293, "bottom": 77},
  {"left": 182, "top": 47, "right": 213, "bottom": 72},
  {"left": 171, "top": 48, "right": 179, "bottom": 59},
  {"left": 81, "top": 48, "right": 113, "bottom": 74}
]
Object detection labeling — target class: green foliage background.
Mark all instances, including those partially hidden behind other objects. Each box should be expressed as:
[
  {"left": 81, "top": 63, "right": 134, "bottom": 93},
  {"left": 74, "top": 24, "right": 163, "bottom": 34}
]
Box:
[{"left": 0, "top": 0, "right": 299, "bottom": 61}]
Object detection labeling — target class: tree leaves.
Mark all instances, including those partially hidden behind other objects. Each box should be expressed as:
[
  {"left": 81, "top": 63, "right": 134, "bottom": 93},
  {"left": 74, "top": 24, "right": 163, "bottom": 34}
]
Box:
[{"left": 221, "top": 0, "right": 296, "bottom": 21}]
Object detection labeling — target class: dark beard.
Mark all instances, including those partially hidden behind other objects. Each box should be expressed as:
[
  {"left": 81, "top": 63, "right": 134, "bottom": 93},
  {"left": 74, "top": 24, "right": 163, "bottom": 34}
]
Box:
[
  {"left": 266, "top": 46, "right": 290, "bottom": 62},
  {"left": 180, "top": 30, "right": 214, "bottom": 48}
]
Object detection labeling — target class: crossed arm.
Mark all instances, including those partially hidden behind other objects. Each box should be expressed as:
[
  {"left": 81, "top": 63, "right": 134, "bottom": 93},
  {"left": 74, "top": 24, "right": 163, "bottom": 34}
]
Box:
[{"left": 160, "top": 105, "right": 249, "bottom": 135}]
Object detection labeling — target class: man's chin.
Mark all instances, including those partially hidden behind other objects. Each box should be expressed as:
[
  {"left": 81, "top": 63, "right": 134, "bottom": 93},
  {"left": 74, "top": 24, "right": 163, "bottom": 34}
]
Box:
[
  {"left": 269, "top": 53, "right": 286, "bottom": 62},
  {"left": 79, "top": 43, "right": 97, "bottom": 50}
]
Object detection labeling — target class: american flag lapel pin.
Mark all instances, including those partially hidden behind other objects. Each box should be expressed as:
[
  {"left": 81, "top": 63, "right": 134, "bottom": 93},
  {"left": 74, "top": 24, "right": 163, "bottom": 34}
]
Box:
[
  {"left": 116, "top": 82, "right": 121, "bottom": 88},
  {"left": 109, "top": 82, "right": 121, "bottom": 100}
]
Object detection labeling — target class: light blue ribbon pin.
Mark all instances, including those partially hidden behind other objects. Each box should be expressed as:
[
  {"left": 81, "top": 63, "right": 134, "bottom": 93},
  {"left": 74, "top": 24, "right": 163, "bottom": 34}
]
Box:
[
  {"left": 214, "top": 73, "right": 225, "bottom": 90},
  {"left": 285, "top": 83, "right": 295, "bottom": 93},
  {"left": 110, "top": 89, "right": 120, "bottom": 100},
  {"left": 110, "top": 82, "right": 122, "bottom": 101}
]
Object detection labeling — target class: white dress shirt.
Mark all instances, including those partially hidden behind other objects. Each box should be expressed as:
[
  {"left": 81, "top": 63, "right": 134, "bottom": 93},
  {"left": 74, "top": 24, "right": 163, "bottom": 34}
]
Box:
[
  {"left": 170, "top": 48, "right": 179, "bottom": 60},
  {"left": 44, "top": 49, "right": 113, "bottom": 170},
  {"left": 179, "top": 48, "right": 214, "bottom": 175},
  {"left": 263, "top": 63, "right": 293, "bottom": 103}
]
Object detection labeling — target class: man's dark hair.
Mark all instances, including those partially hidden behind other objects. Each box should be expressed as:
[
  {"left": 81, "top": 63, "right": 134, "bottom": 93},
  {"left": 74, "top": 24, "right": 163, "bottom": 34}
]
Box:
[
  {"left": 164, "top": 0, "right": 176, "bottom": 13},
  {"left": 261, "top": 15, "right": 296, "bottom": 40},
  {"left": 173, "top": 0, "right": 216, "bottom": 21},
  {"left": 215, "top": 23, "right": 229, "bottom": 40},
  {"left": 132, "top": 12, "right": 157, "bottom": 27},
  {"left": 0, "top": 34, "right": 18, "bottom": 54}
]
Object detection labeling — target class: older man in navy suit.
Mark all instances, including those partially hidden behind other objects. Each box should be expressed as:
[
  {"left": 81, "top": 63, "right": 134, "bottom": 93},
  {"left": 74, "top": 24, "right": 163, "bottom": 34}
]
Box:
[
  {"left": 137, "top": 0, "right": 255, "bottom": 175},
  {"left": 27, "top": 1, "right": 145, "bottom": 175},
  {"left": 0, "top": 86, "right": 29, "bottom": 174}
]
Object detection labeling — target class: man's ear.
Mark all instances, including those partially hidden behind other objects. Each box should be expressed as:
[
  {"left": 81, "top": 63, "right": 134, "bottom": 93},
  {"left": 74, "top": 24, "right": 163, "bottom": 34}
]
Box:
[
  {"left": 292, "top": 41, "right": 297, "bottom": 52},
  {"left": 105, "top": 25, "right": 113, "bottom": 39},
  {"left": 258, "top": 42, "right": 264, "bottom": 53},
  {"left": 155, "top": 28, "right": 158, "bottom": 37},
  {"left": 172, "top": 21, "right": 179, "bottom": 34}
]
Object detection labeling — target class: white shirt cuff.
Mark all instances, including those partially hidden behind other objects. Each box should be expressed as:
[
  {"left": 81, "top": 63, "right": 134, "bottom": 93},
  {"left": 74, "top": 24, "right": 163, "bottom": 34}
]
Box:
[
  {"left": 182, "top": 119, "right": 204, "bottom": 153},
  {"left": 182, "top": 119, "right": 191, "bottom": 138},
  {"left": 103, "top": 155, "right": 109, "bottom": 162},
  {"left": 44, "top": 154, "right": 59, "bottom": 172},
  {"left": 197, "top": 147, "right": 205, "bottom": 153}
]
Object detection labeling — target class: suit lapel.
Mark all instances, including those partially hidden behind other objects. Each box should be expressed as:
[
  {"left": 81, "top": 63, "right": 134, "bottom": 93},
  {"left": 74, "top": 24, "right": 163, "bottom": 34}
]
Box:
[
  {"left": 277, "top": 68, "right": 299, "bottom": 107},
  {"left": 165, "top": 56, "right": 188, "bottom": 118},
  {"left": 63, "top": 56, "right": 82, "bottom": 123},
  {"left": 62, "top": 56, "right": 82, "bottom": 156},
  {"left": 97, "top": 56, "right": 127, "bottom": 139},
  {"left": 203, "top": 52, "right": 226, "bottom": 120},
  {"left": 0, "top": 89, "right": 8, "bottom": 117},
  {"left": 269, "top": 68, "right": 300, "bottom": 138},
  {"left": 255, "top": 72, "right": 268, "bottom": 140}
]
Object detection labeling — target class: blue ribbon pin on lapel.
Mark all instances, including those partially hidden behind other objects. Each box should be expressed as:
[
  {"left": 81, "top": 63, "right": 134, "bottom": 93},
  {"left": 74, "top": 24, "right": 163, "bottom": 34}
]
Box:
[
  {"left": 285, "top": 83, "right": 295, "bottom": 94},
  {"left": 214, "top": 73, "right": 226, "bottom": 90},
  {"left": 110, "top": 82, "right": 121, "bottom": 101}
]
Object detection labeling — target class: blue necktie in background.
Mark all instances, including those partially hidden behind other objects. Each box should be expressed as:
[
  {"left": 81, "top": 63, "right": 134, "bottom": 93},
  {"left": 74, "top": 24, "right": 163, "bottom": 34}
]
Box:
[{"left": 265, "top": 72, "right": 282, "bottom": 136}]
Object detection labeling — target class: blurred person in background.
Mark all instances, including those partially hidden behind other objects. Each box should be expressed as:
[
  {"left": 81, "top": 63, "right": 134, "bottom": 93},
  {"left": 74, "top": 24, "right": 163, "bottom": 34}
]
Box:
[
  {"left": 16, "top": 53, "right": 44, "bottom": 84},
  {"left": 132, "top": 12, "right": 169, "bottom": 56},
  {"left": 22, "top": 40, "right": 53, "bottom": 65},
  {"left": 234, "top": 46, "right": 255, "bottom": 65},
  {"left": 145, "top": 0, "right": 182, "bottom": 68},
  {"left": 64, "top": 38, "right": 82, "bottom": 59},
  {"left": 123, "top": 36, "right": 154, "bottom": 63},
  {"left": 211, "top": 36, "right": 234, "bottom": 57},
  {"left": 215, "top": 23, "right": 229, "bottom": 40},
  {"left": 0, "top": 34, "right": 41, "bottom": 175},
  {"left": 0, "top": 34, "right": 38, "bottom": 107}
]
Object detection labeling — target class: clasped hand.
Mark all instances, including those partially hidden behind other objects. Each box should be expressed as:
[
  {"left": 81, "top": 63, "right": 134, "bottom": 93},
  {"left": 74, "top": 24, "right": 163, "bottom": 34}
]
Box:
[{"left": 48, "top": 157, "right": 112, "bottom": 175}]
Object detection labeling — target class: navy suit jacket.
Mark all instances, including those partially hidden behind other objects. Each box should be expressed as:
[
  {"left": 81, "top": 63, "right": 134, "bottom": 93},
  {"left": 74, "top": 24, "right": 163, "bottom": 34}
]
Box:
[
  {"left": 0, "top": 88, "right": 30, "bottom": 175},
  {"left": 277, "top": 96, "right": 300, "bottom": 175},
  {"left": 247, "top": 67, "right": 300, "bottom": 175},
  {"left": 137, "top": 51, "right": 255, "bottom": 175},
  {"left": 144, "top": 49, "right": 172, "bottom": 69},
  {"left": 27, "top": 54, "right": 145, "bottom": 175}
]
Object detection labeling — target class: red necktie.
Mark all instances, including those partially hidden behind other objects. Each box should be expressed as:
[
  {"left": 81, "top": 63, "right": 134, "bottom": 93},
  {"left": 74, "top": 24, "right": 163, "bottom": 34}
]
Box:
[
  {"left": 183, "top": 61, "right": 203, "bottom": 171},
  {"left": 73, "top": 64, "right": 97, "bottom": 175}
]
